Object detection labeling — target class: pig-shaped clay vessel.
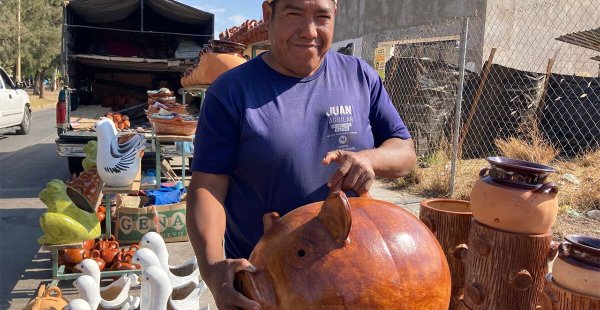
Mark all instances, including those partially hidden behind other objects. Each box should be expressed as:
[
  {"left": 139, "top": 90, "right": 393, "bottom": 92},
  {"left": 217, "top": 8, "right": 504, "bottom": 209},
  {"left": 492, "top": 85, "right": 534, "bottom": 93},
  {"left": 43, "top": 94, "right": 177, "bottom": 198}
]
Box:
[{"left": 234, "top": 191, "right": 451, "bottom": 309}]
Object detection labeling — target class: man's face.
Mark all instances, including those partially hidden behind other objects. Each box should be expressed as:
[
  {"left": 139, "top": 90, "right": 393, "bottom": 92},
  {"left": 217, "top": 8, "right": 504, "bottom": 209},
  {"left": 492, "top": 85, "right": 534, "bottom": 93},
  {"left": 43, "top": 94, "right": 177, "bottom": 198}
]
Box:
[{"left": 263, "top": 0, "right": 336, "bottom": 77}]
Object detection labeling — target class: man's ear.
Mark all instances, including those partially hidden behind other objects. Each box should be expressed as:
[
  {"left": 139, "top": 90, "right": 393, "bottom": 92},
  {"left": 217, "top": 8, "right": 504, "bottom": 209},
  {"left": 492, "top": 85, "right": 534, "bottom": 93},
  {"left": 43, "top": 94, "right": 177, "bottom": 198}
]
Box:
[{"left": 262, "top": 1, "right": 272, "bottom": 25}]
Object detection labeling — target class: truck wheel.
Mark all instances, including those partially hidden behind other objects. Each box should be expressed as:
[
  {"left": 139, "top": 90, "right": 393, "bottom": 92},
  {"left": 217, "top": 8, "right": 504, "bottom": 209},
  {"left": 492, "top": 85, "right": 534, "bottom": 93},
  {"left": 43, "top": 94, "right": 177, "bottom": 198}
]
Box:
[
  {"left": 68, "top": 157, "right": 84, "bottom": 176},
  {"left": 15, "top": 107, "right": 31, "bottom": 135}
]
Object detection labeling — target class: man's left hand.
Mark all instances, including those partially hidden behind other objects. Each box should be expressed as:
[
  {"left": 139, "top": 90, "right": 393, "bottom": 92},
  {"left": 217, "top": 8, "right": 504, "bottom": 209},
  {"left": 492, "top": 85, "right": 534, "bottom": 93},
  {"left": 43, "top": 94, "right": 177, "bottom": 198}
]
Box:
[{"left": 322, "top": 150, "right": 375, "bottom": 196}]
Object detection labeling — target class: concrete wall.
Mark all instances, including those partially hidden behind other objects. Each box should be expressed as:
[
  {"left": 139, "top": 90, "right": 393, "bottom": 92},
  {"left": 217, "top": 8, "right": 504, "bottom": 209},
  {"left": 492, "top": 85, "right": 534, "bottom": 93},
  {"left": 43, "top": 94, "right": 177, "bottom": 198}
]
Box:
[
  {"left": 333, "top": 0, "right": 487, "bottom": 69},
  {"left": 483, "top": 0, "right": 600, "bottom": 75}
]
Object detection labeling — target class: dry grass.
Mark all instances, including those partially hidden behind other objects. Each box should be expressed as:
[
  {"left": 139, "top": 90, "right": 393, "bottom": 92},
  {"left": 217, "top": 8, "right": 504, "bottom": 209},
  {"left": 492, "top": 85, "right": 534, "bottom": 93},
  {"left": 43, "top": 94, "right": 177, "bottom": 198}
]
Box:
[
  {"left": 27, "top": 90, "right": 59, "bottom": 111},
  {"left": 494, "top": 121, "right": 559, "bottom": 165},
  {"left": 551, "top": 150, "right": 600, "bottom": 212}
]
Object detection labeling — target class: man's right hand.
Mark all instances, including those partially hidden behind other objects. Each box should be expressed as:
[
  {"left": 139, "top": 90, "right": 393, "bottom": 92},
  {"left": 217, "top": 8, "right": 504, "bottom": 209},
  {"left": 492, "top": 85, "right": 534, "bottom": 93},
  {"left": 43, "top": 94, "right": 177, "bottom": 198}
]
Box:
[{"left": 205, "top": 258, "right": 261, "bottom": 310}]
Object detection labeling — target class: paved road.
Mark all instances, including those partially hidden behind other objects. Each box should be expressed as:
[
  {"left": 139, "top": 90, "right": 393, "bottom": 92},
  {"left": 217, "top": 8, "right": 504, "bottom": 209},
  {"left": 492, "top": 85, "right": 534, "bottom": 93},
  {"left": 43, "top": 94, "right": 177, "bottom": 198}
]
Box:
[{"left": 0, "top": 108, "right": 70, "bottom": 309}]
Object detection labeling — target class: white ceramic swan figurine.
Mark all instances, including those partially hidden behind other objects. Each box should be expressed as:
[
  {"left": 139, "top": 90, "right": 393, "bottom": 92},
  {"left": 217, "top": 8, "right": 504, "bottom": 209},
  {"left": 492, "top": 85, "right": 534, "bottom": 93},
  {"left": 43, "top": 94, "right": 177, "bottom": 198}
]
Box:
[
  {"left": 144, "top": 265, "right": 210, "bottom": 310},
  {"left": 140, "top": 232, "right": 200, "bottom": 287},
  {"left": 93, "top": 118, "right": 145, "bottom": 187},
  {"left": 132, "top": 248, "right": 206, "bottom": 310},
  {"left": 75, "top": 259, "right": 139, "bottom": 301},
  {"left": 65, "top": 299, "right": 92, "bottom": 310},
  {"left": 73, "top": 274, "right": 140, "bottom": 310}
]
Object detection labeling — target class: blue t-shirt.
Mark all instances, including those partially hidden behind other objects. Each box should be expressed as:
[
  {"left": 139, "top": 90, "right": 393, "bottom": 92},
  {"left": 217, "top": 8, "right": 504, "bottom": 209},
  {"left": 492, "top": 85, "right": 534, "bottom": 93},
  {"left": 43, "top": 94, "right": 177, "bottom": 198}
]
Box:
[{"left": 192, "top": 51, "right": 411, "bottom": 258}]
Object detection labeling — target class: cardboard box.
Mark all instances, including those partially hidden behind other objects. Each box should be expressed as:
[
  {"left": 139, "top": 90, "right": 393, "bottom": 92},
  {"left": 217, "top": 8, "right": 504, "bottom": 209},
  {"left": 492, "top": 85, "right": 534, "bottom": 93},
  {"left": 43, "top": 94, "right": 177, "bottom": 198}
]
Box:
[{"left": 116, "top": 202, "right": 188, "bottom": 244}]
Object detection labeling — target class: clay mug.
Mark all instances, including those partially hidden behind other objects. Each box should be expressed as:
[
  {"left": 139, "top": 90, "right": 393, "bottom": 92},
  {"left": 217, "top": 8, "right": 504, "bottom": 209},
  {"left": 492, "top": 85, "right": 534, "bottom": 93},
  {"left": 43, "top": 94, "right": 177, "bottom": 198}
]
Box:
[
  {"left": 90, "top": 249, "right": 106, "bottom": 271},
  {"left": 552, "top": 235, "right": 600, "bottom": 297},
  {"left": 110, "top": 252, "right": 140, "bottom": 271},
  {"left": 470, "top": 157, "right": 558, "bottom": 235},
  {"left": 82, "top": 239, "right": 95, "bottom": 250},
  {"left": 60, "top": 248, "right": 90, "bottom": 266},
  {"left": 96, "top": 235, "right": 120, "bottom": 264}
]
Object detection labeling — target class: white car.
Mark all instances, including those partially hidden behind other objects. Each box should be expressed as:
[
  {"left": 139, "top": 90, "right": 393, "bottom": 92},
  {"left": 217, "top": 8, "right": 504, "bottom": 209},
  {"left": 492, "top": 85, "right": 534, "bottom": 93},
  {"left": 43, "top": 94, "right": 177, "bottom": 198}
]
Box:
[{"left": 0, "top": 67, "right": 31, "bottom": 134}]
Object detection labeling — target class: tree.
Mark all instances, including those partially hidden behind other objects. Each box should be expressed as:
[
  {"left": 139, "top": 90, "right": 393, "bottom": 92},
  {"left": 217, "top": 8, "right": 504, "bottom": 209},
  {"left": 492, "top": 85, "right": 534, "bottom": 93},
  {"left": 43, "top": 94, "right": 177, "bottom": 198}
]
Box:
[{"left": 0, "top": 0, "right": 61, "bottom": 98}]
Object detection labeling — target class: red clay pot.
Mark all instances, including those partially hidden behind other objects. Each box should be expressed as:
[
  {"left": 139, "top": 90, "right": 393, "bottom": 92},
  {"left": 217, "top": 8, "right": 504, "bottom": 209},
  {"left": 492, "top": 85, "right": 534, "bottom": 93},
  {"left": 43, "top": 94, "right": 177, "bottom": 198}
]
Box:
[{"left": 234, "top": 191, "right": 451, "bottom": 309}]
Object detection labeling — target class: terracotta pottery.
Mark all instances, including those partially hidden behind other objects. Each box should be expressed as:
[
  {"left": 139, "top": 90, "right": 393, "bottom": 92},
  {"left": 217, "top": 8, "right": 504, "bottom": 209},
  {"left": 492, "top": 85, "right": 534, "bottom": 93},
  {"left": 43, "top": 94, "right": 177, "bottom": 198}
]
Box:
[
  {"left": 95, "top": 235, "right": 120, "bottom": 265},
  {"left": 82, "top": 239, "right": 95, "bottom": 250},
  {"left": 194, "top": 40, "right": 246, "bottom": 85},
  {"left": 89, "top": 249, "right": 106, "bottom": 271},
  {"left": 96, "top": 206, "right": 106, "bottom": 222},
  {"left": 60, "top": 248, "right": 90, "bottom": 266},
  {"left": 552, "top": 235, "right": 600, "bottom": 297},
  {"left": 110, "top": 252, "right": 141, "bottom": 271},
  {"left": 470, "top": 157, "right": 558, "bottom": 235},
  {"left": 420, "top": 199, "right": 472, "bottom": 309},
  {"left": 23, "top": 285, "right": 68, "bottom": 310},
  {"left": 234, "top": 191, "right": 451, "bottom": 309}
]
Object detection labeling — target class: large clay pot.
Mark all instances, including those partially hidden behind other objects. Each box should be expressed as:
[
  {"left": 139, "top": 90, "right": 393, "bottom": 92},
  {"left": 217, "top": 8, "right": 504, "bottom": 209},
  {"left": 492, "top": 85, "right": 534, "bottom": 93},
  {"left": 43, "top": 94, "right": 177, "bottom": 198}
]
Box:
[
  {"left": 234, "top": 191, "right": 451, "bottom": 309},
  {"left": 420, "top": 199, "right": 472, "bottom": 308},
  {"left": 195, "top": 40, "right": 246, "bottom": 85},
  {"left": 552, "top": 235, "right": 600, "bottom": 297},
  {"left": 470, "top": 157, "right": 558, "bottom": 234}
]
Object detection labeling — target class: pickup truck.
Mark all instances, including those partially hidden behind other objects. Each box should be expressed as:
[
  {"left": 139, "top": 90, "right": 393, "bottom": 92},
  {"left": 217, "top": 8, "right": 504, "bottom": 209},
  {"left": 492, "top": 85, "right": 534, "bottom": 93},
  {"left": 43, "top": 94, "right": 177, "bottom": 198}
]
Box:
[
  {"left": 0, "top": 67, "right": 31, "bottom": 135},
  {"left": 55, "top": 0, "right": 213, "bottom": 174}
]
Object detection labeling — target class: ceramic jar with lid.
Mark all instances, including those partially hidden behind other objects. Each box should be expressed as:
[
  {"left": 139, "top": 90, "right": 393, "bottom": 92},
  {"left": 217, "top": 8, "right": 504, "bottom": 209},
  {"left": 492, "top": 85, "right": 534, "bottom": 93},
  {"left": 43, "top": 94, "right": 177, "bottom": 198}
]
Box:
[
  {"left": 470, "top": 157, "right": 558, "bottom": 235},
  {"left": 552, "top": 234, "right": 600, "bottom": 297}
]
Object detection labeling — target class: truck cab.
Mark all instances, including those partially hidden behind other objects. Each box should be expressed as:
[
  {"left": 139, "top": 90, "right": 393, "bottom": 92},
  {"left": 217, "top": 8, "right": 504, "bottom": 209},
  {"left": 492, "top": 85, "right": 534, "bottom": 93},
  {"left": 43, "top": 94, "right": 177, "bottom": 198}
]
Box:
[
  {"left": 55, "top": 0, "right": 213, "bottom": 174},
  {"left": 0, "top": 67, "right": 31, "bottom": 135}
]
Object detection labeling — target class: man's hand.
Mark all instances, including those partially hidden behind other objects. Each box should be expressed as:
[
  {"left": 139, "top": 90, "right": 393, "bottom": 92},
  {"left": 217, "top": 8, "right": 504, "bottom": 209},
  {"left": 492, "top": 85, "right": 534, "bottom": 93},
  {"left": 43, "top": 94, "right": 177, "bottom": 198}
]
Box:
[
  {"left": 204, "top": 258, "right": 260, "bottom": 310},
  {"left": 322, "top": 150, "right": 375, "bottom": 196}
]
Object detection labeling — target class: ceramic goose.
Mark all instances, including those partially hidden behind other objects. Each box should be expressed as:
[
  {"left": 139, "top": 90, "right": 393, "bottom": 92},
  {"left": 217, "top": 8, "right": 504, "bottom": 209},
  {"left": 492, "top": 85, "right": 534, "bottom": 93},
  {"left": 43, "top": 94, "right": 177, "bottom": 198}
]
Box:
[
  {"left": 93, "top": 118, "right": 146, "bottom": 187},
  {"left": 140, "top": 232, "right": 200, "bottom": 287},
  {"left": 144, "top": 265, "right": 210, "bottom": 310},
  {"left": 75, "top": 259, "right": 139, "bottom": 300},
  {"left": 65, "top": 299, "right": 92, "bottom": 310},
  {"left": 73, "top": 274, "right": 140, "bottom": 310},
  {"left": 132, "top": 248, "right": 206, "bottom": 310}
]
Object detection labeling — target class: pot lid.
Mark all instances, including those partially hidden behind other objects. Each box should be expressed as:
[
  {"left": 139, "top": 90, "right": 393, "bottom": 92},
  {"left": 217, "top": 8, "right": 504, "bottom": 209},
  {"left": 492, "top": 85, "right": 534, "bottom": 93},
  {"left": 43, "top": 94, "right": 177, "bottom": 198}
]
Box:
[{"left": 486, "top": 157, "right": 555, "bottom": 174}]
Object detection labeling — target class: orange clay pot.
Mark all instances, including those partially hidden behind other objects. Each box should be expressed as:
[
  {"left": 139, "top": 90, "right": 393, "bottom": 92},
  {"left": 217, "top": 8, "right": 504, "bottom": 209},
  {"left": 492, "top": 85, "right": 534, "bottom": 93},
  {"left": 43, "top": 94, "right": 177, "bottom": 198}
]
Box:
[
  {"left": 552, "top": 235, "right": 600, "bottom": 297},
  {"left": 470, "top": 157, "right": 558, "bottom": 235},
  {"left": 23, "top": 285, "right": 68, "bottom": 310},
  {"left": 234, "top": 191, "right": 451, "bottom": 309},
  {"left": 90, "top": 249, "right": 106, "bottom": 271},
  {"left": 196, "top": 52, "right": 246, "bottom": 85}
]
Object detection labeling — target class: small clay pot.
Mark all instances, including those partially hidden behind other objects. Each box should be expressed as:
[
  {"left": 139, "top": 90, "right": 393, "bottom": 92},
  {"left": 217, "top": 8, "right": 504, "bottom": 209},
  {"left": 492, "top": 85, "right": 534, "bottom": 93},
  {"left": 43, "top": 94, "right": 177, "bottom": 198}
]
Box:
[
  {"left": 23, "top": 285, "right": 68, "bottom": 310},
  {"left": 110, "top": 252, "right": 141, "bottom": 271},
  {"left": 96, "top": 206, "right": 106, "bottom": 222},
  {"left": 82, "top": 239, "right": 95, "bottom": 250},
  {"left": 552, "top": 235, "right": 600, "bottom": 297},
  {"left": 90, "top": 250, "right": 106, "bottom": 271},
  {"left": 60, "top": 249, "right": 90, "bottom": 266},
  {"left": 470, "top": 157, "right": 558, "bottom": 235},
  {"left": 95, "top": 235, "right": 120, "bottom": 264}
]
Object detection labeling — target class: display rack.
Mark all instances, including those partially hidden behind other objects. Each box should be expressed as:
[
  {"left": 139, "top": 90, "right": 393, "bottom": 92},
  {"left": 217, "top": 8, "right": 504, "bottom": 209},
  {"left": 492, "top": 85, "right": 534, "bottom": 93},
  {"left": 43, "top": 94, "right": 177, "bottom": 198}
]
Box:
[
  {"left": 156, "top": 134, "right": 194, "bottom": 182},
  {"left": 179, "top": 85, "right": 210, "bottom": 109},
  {"left": 43, "top": 133, "right": 161, "bottom": 287}
]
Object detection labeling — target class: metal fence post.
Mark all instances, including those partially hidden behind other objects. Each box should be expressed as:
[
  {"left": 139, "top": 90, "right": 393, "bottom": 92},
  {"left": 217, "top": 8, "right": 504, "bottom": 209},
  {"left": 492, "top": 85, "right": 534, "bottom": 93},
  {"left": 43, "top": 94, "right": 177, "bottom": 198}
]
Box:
[{"left": 449, "top": 17, "right": 469, "bottom": 197}]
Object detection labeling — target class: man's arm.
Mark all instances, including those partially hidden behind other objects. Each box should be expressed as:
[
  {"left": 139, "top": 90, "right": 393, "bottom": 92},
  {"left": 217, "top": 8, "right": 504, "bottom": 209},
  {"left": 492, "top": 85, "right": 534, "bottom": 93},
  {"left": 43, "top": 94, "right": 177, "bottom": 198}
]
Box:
[
  {"left": 186, "top": 171, "right": 260, "bottom": 310},
  {"left": 323, "top": 137, "right": 416, "bottom": 195}
]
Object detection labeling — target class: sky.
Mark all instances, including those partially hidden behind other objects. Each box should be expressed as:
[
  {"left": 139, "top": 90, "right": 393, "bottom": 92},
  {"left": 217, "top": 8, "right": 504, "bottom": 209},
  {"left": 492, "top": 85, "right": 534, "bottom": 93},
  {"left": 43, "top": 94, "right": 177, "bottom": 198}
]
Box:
[{"left": 180, "top": 0, "right": 264, "bottom": 38}]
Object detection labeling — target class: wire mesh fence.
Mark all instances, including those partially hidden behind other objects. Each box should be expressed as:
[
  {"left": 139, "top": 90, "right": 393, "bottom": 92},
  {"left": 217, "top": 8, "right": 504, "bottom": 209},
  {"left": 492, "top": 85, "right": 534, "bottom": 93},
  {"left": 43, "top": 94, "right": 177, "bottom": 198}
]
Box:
[{"left": 353, "top": 0, "right": 600, "bottom": 210}]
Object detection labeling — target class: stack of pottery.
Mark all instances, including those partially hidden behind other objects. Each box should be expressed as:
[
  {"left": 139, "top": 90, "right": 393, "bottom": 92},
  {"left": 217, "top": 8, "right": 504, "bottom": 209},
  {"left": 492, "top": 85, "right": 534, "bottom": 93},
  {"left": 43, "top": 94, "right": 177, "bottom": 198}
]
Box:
[
  {"left": 540, "top": 235, "right": 600, "bottom": 309},
  {"left": 419, "top": 199, "right": 472, "bottom": 309},
  {"left": 181, "top": 40, "right": 246, "bottom": 87},
  {"left": 464, "top": 157, "right": 559, "bottom": 309}
]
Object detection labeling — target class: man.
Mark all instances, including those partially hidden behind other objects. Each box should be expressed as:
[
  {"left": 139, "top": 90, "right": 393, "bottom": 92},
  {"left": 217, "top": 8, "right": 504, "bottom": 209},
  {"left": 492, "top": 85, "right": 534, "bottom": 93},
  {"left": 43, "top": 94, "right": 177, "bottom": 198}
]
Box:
[{"left": 186, "top": 0, "right": 417, "bottom": 309}]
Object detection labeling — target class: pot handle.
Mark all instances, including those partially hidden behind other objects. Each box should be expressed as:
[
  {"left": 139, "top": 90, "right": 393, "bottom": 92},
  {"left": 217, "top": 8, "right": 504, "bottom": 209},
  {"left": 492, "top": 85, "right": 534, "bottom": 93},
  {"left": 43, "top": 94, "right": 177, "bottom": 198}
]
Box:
[
  {"left": 46, "top": 286, "right": 62, "bottom": 298},
  {"left": 452, "top": 244, "right": 469, "bottom": 260},
  {"left": 479, "top": 167, "right": 490, "bottom": 178},
  {"left": 535, "top": 182, "right": 558, "bottom": 194},
  {"left": 91, "top": 249, "right": 101, "bottom": 259}
]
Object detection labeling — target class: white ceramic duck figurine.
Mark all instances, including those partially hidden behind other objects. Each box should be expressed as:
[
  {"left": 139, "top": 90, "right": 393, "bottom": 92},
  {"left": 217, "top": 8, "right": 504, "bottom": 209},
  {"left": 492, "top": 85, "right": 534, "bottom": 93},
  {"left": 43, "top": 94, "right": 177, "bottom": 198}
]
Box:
[
  {"left": 75, "top": 259, "right": 139, "bottom": 300},
  {"left": 132, "top": 248, "right": 206, "bottom": 310},
  {"left": 73, "top": 274, "right": 140, "bottom": 310},
  {"left": 144, "top": 265, "right": 210, "bottom": 310},
  {"left": 65, "top": 299, "right": 92, "bottom": 310},
  {"left": 93, "top": 118, "right": 146, "bottom": 187},
  {"left": 140, "top": 232, "right": 200, "bottom": 288}
]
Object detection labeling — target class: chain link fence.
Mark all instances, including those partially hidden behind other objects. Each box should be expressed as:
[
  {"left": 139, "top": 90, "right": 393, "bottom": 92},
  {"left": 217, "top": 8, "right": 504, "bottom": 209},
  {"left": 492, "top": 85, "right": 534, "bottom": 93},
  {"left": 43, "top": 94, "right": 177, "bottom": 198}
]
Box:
[{"left": 351, "top": 0, "right": 600, "bottom": 210}]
